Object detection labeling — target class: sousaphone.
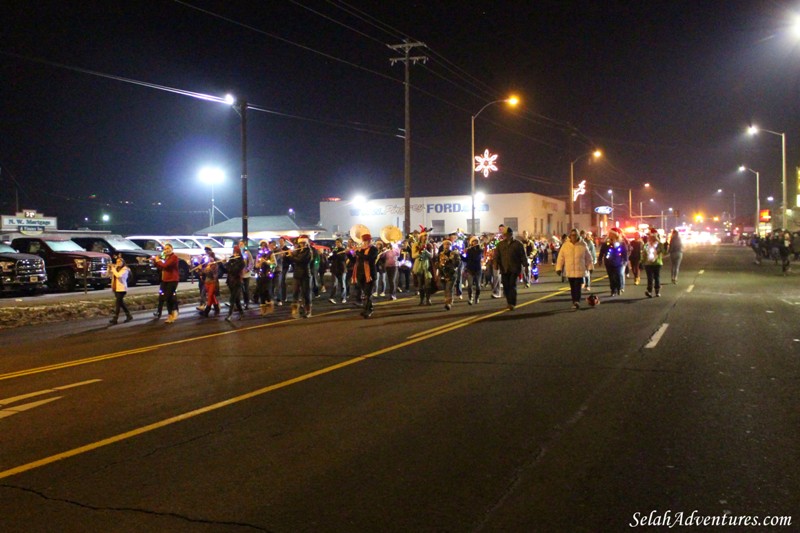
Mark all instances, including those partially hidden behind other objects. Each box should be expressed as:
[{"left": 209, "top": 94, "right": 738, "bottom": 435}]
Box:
[
  {"left": 380, "top": 225, "right": 403, "bottom": 244},
  {"left": 349, "top": 224, "right": 371, "bottom": 245}
]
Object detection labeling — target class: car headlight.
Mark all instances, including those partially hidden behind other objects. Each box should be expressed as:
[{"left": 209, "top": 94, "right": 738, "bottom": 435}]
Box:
[
  {"left": 137, "top": 256, "right": 149, "bottom": 265},
  {"left": 74, "top": 258, "right": 86, "bottom": 269},
  {"left": 0, "top": 261, "right": 14, "bottom": 273}
]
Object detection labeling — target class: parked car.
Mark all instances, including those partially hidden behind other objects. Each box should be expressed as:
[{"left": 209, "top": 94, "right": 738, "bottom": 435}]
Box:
[
  {"left": 0, "top": 243, "right": 47, "bottom": 294},
  {"left": 208, "top": 235, "right": 259, "bottom": 258},
  {"left": 11, "top": 236, "right": 111, "bottom": 291},
  {"left": 171, "top": 235, "right": 229, "bottom": 260},
  {"left": 171, "top": 235, "right": 230, "bottom": 274},
  {"left": 125, "top": 236, "right": 201, "bottom": 282},
  {"left": 71, "top": 235, "right": 160, "bottom": 286}
]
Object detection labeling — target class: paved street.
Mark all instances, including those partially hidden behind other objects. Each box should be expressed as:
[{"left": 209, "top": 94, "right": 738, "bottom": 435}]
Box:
[{"left": 0, "top": 245, "right": 797, "bottom": 532}]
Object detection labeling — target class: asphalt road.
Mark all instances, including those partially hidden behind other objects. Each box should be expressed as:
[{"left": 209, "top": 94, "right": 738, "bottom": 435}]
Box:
[{"left": 1, "top": 245, "right": 798, "bottom": 532}]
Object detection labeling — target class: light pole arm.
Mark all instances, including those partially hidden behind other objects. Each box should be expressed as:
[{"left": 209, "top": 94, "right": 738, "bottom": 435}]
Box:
[{"left": 474, "top": 99, "right": 509, "bottom": 121}]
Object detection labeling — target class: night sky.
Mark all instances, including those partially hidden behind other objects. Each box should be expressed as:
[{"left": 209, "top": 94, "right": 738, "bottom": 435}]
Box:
[{"left": 3, "top": 0, "right": 800, "bottom": 235}]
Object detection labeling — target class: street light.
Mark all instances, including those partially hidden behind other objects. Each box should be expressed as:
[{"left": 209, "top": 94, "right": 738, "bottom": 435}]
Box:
[
  {"left": 470, "top": 96, "right": 519, "bottom": 234},
  {"left": 198, "top": 166, "right": 226, "bottom": 227},
  {"left": 747, "top": 125, "right": 786, "bottom": 230},
  {"left": 569, "top": 149, "right": 602, "bottom": 228},
  {"left": 739, "top": 165, "right": 761, "bottom": 236}
]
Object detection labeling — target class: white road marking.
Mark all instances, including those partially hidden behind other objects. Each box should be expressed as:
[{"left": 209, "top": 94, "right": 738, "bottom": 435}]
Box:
[
  {"left": 0, "top": 397, "right": 62, "bottom": 419},
  {"left": 645, "top": 323, "right": 669, "bottom": 349},
  {"left": 0, "top": 379, "right": 101, "bottom": 419},
  {"left": 0, "top": 379, "right": 101, "bottom": 406}
]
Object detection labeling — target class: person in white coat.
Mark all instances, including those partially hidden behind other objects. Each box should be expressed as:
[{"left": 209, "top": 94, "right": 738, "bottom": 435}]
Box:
[{"left": 556, "top": 228, "right": 594, "bottom": 309}]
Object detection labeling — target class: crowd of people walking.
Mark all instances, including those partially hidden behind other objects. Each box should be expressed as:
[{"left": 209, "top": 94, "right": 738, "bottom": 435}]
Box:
[{"left": 105, "top": 222, "right": 796, "bottom": 325}]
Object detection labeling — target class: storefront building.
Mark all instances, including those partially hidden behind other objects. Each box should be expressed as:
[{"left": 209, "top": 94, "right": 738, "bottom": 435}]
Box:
[{"left": 320, "top": 192, "right": 568, "bottom": 238}]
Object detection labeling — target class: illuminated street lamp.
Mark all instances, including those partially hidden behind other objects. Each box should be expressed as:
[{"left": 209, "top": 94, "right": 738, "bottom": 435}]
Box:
[
  {"left": 198, "top": 166, "right": 226, "bottom": 227},
  {"left": 569, "top": 149, "right": 602, "bottom": 228},
  {"left": 739, "top": 165, "right": 761, "bottom": 235},
  {"left": 747, "top": 125, "right": 786, "bottom": 230},
  {"left": 470, "top": 96, "right": 519, "bottom": 233}
]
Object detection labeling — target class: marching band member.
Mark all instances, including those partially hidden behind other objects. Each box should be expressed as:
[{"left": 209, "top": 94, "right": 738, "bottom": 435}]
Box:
[
  {"left": 239, "top": 239, "right": 254, "bottom": 309},
  {"left": 521, "top": 231, "right": 535, "bottom": 287},
  {"left": 374, "top": 240, "right": 387, "bottom": 297},
  {"left": 449, "top": 231, "right": 465, "bottom": 300},
  {"left": 277, "top": 236, "right": 292, "bottom": 306},
  {"left": 152, "top": 242, "right": 180, "bottom": 323},
  {"left": 411, "top": 232, "right": 432, "bottom": 306},
  {"left": 383, "top": 240, "right": 400, "bottom": 300},
  {"left": 398, "top": 238, "right": 412, "bottom": 292},
  {"left": 225, "top": 245, "right": 246, "bottom": 321},
  {"left": 490, "top": 225, "right": 504, "bottom": 298},
  {"left": 193, "top": 247, "right": 211, "bottom": 311},
  {"left": 353, "top": 233, "right": 379, "bottom": 318},
  {"left": 255, "top": 240, "right": 275, "bottom": 316},
  {"left": 345, "top": 240, "right": 358, "bottom": 303},
  {"left": 328, "top": 238, "right": 347, "bottom": 304},
  {"left": 463, "top": 236, "right": 483, "bottom": 305},
  {"left": 437, "top": 239, "right": 461, "bottom": 310},
  {"left": 200, "top": 249, "right": 220, "bottom": 317},
  {"left": 108, "top": 256, "right": 133, "bottom": 324},
  {"left": 268, "top": 240, "right": 283, "bottom": 304},
  {"left": 290, "top": 235, "right": 313, "bottom": 318}
]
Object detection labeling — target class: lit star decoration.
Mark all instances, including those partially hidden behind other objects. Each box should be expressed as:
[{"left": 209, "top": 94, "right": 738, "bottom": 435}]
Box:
[
  {"left": 573, "top": 179, "right": 587, "bottom": 201},
  {"left": 474, "top": 149, "right": 498, "bottom": 178}
]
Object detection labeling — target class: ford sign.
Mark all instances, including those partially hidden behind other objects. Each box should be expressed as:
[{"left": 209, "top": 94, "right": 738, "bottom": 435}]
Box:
[{"left": 594, "top": 206, "right": 613, "bottom": 215}]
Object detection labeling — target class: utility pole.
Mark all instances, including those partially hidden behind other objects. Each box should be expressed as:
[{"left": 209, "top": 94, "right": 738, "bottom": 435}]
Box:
[
  {"left": 389, "top": 40, "right": 427, "bottom": 237},
  {"left": 233, "top": 100, "right": 248, "bottom": 242}
]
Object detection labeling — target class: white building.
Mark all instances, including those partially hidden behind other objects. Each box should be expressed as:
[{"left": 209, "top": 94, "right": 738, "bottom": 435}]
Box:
[{"left": 320, "top": 192, "right": 570, "bottom": 238}]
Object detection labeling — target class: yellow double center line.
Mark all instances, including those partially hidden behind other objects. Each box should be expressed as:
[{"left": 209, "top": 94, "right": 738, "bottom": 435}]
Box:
[{"left": 0, "top": 283, "right": 579, "bottom": 480}]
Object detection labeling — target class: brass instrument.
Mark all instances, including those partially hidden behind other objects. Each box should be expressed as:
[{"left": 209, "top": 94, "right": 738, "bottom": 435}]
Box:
[
  {"left": 380, "top": 225, "right": 403, "bottom": 244},
  {"left": 189, "top": 259, "right": 224, "bottom": 273},
  {"left": 270, "top": 247, "right": 297, "bottom": 256},
  {"left": 350, "top": 224, "right": 371, "bottom": 245}
]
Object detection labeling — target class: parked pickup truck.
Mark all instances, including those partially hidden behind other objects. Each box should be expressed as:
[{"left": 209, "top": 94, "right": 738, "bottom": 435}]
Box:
[
  {"left": 71, "top": 235, "right": 160, "bottom": 286},
  {"left": 11, "top": 236, "right": 111, "bottom": 292},
  {"left": 0, "top": 243, "right": 47, "bottom": 294}
]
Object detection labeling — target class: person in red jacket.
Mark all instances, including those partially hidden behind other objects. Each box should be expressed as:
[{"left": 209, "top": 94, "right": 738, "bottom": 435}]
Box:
[{"left": 153, "top": 242, "right": 180, "bottom": 323}]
